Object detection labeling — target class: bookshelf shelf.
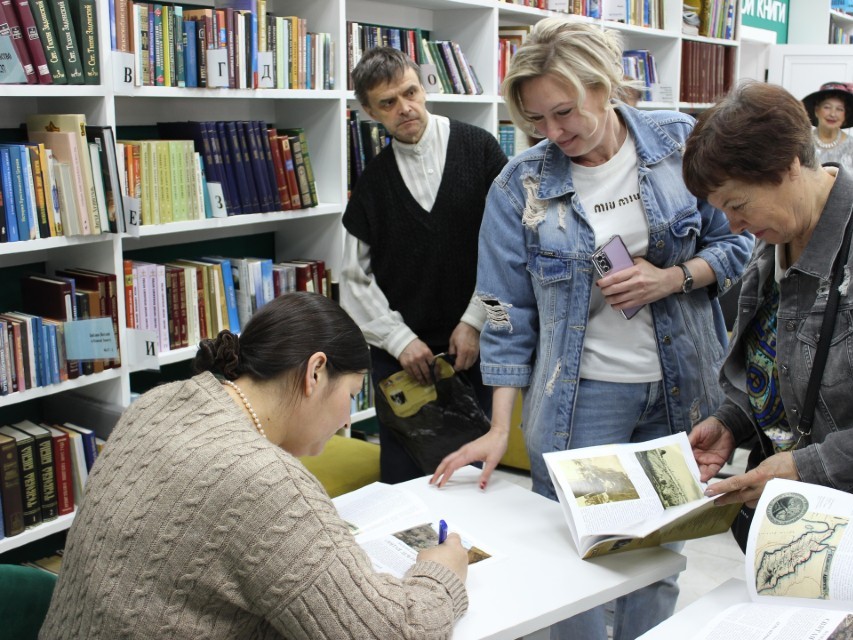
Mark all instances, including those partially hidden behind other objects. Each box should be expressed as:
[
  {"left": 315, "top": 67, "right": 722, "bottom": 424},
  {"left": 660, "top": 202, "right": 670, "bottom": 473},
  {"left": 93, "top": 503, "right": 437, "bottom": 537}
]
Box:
[
  {"left": 0, "top": 0, "right": 753, "bottom": 556},
  {"left": 0, "top": 512, "right": 77, "bottom": 555},
  {"left": 0, "top": 370, "right": 123, "bottom": 410}
]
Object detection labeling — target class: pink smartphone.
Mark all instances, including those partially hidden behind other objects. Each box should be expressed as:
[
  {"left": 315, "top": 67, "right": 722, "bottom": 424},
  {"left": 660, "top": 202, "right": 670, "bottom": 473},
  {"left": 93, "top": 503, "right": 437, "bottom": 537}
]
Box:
[{"left": 591, "top": 235, "right": 643, "bottom": 320}]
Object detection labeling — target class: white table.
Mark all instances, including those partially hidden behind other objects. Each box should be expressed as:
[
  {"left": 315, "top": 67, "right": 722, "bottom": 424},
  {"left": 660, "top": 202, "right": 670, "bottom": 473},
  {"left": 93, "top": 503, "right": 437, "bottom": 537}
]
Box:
[
  {"left": 399, "top": 467, "right": 687, "bottom": 640},
  {"left": 637, "top": 579, "right": 748, "bottom": 639}
]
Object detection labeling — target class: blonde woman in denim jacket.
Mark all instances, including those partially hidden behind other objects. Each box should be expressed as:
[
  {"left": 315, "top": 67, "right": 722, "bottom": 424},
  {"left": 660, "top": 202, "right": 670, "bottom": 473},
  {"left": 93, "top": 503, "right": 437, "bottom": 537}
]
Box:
[
  {"left": 685, "top": 83, "right": 853, "bottom": 539},
  {"left": 431, "top": 17, "right": 753, "bottom": 640}
]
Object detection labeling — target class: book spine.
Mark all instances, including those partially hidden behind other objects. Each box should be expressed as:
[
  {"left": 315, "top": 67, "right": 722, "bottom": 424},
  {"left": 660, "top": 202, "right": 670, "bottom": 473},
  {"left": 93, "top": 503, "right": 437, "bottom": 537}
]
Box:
[
  {"left": 16, "top": 436, "right": 41, "bottom": 528},
  {"left": 33, "top": 431, "right": 57, "bottom": 520},
  {"left": 13, "top": 0, "right": 53, "bottom": 82},
  {"left": 26, "top": 145, "right": 51, "bottom": 238},
  {"left": 51, "top": 432, "right": 73, "bottom": 515},
  {"left": 0, "top": 0, "right": 37, "bottom": 82},
  {"left": 29, "top": 0, "right": 68, "bottom": 84},
  {"left": 0, "top": 437, "right": 24, "bottom": 536},
  {"left": 72, "top": 0, "right": 97, "bottom": 83},
  {"left": 47, "top": 0, "right": 83, "bottom": 83},
  {"left": 287, "top": 135, "right": 311, "bottom": 208}
]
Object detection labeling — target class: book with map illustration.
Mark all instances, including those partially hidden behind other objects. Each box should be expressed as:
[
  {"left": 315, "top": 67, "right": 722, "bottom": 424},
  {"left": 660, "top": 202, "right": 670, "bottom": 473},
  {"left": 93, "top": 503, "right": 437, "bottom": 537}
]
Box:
[
  {"left": 543, "top": 432, "right": 741, "bottom": 559},
  {"left": 692, "top": 478, "right": 853, "bottom": 640}
]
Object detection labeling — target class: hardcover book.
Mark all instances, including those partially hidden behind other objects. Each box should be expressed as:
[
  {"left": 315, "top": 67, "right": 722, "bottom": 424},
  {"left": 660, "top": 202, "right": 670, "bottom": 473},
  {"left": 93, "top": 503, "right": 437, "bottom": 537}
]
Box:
[
  {"left": 0, "top": 432, "right": 25, "bottom": 536},
  {"left": 0, "top": 424, "right": 41, "bottom": 528},
  {"left": 46, "top": 0, "right": 83, "bottom": 83},
  {"left": 11, "top": 420, "right": 58, "bottom": 521}
]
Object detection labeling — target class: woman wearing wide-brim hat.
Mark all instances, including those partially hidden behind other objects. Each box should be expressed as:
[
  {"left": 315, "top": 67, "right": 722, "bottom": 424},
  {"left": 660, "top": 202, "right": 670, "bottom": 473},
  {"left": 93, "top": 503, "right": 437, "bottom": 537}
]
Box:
[{"left": 802, "top": 81, "right": 853, "bottom": 169}]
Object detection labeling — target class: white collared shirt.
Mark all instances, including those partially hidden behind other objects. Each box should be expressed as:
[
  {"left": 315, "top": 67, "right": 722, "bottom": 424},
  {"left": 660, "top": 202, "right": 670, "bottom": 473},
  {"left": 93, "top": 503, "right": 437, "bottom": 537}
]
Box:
[{"left": 341, "top": 113, "right": 485, "bottom": 358}]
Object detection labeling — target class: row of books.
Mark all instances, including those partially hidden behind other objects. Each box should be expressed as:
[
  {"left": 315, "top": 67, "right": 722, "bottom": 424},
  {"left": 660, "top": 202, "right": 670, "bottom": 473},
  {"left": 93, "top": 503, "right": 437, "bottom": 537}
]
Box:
[
  {"left": 0, "top": 0, "right": 98, "bottom": 85},
  {"left": 622, "top": 49, "right": 659, "bottom": 102},
  {"left": 1, "top": 115, "right": 125, "bottom": 243},
  {"left": 116, "top": 2, "right": 334, "bottom": 90},
  {"left": 1, "top": 269, "right": 121, "bottom": 395},
  {"left": 346, "top": 21, "right": 483, "bottom": 96},
  {"left": 683, "top": 0, "right": 737, "bottom": 40},
  {"left": 546, "top": 0, "right": 664, "bottom": 29},
  {"left": 830, "top": 22, "right": 853, "bottom": 44},
  {"left": 149, "top": 121, "right": 318, "bottom": 219},
  {"left": 0, "top": 420, "right": 100, "bottom": 538},
  {"left": 679, "top": 40, "right": 736, "bottom": 104},
  {"left": 124, "top": 256, "right": 331, "bottom": 354},
  {"left": 346, "top": 108, "right": 391, "bottom": 193},
  {"left": 497, "top": 25, "right": 530, "bottom": 92}
]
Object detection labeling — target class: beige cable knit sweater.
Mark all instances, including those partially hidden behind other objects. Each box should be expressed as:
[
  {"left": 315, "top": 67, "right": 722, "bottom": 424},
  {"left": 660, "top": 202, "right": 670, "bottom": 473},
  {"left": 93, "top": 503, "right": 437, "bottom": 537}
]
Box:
[{"left": 39, "top": 373, "right": 467, "bottom": 639}]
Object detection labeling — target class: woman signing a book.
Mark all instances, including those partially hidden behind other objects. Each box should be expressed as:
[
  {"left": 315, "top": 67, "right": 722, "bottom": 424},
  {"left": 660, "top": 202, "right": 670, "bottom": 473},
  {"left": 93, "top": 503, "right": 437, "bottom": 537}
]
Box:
[
  {"left": 683, "top": 82, "right": 853, "bottom": 548},
  {"left": 430, "top": 16, "right": 752, "bottom": 640},
  {"left": 40, "top": 292, "right": 469, "bottom": 640}
]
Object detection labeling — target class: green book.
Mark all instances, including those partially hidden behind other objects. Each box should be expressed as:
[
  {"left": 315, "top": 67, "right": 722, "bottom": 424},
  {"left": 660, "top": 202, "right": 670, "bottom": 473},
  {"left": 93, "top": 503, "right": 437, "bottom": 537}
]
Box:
[
  {"left": 30, "top": 0, "right": 67, "bottom": 83},
  {"left": 67, "top": 0, "right": 98, "bottom": 84},
  {"left": 47, "top": 0, "right": 84, "bottom": 84}
]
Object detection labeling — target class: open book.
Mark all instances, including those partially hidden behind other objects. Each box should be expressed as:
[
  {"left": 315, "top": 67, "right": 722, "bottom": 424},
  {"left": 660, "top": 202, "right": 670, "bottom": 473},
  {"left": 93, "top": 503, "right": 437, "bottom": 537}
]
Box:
[
  {"left": 694, "top": 478, "right": 853, "bottom": 639},
  {"left": 332, "top": 482, "right": 494, "bottom": 579},
  {"left": 544, "top": 432, "right": 741, "bottom": 559}
]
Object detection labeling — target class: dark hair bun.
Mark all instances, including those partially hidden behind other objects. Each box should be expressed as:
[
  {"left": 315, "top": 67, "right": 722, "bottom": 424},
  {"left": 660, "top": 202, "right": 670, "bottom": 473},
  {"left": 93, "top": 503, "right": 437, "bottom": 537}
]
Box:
[{"left": 193, "top": 330, "right": 241, "bottom": 379}]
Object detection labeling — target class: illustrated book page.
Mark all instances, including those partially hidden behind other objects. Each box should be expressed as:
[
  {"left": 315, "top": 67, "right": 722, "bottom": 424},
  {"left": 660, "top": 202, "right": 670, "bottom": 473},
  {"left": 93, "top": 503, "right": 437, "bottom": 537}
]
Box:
[
  {"left": 333, "top": 481, "right": 494, "bottom": 579},
  {"left": 544, "top": 432, "right": 740, "bottom": 558}
]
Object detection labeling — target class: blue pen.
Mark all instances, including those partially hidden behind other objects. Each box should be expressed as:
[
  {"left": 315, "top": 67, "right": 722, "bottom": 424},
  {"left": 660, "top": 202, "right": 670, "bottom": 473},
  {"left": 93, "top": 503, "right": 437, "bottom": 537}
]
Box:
[{"left": 438, "top": 519, "right": 448, "bottom": 544}]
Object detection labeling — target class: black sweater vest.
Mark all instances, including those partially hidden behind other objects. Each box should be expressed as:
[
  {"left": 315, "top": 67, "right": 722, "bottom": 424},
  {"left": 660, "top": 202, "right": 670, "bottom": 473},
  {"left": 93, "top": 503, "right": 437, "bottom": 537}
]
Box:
[{"left": 343, "top": 120, "right": 506, "bottom": 349}]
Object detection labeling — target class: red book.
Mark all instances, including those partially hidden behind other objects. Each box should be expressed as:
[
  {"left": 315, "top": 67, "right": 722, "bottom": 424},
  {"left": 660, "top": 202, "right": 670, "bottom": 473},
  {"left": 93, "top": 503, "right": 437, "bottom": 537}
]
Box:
[
  {"left": 266, "top": 127, "right": 292, "bottom": 211},
  {"left": 0, "top": 0, "right": 37, "bottom": 83},
  {"left": 45, "top": 425, "right": 73, "bottom": 515},
  {"left": 11, "top": 0, "right": 52, "bottom": 83},
  {"left": 276, "top": 135, "right": 301, "bottom": 209}
]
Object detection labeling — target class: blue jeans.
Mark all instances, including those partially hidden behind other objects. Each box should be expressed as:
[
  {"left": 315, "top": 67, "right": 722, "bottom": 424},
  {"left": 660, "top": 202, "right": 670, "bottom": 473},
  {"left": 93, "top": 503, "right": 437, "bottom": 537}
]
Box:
[{"left": 531, "top": 379, "right": 683, "bottom": 640}]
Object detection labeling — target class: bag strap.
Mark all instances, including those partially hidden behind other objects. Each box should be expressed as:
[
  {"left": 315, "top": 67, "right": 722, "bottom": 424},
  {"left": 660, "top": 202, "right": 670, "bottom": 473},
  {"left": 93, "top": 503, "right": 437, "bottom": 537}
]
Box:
[{"left": 797, "top": 209, "right": 853, "bottom": 439}]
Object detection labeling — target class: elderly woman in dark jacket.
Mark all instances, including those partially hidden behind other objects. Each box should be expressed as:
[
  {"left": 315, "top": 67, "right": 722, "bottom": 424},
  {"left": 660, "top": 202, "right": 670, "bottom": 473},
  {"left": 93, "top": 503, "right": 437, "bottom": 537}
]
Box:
[{"left": 683, "top": 81, "right": 853, "bottom": 526}]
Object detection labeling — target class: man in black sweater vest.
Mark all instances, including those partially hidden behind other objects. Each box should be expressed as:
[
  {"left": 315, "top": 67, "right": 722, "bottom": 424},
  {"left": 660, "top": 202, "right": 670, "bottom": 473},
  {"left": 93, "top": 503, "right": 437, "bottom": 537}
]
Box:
[{"left": 341, "top": 47, "right": 507, "bottom": 483}]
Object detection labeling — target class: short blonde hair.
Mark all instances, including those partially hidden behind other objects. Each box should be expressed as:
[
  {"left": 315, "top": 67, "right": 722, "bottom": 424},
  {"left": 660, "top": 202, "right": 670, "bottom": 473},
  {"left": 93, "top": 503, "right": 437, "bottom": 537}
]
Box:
[{"left": 503, "top": 18, "right": 626, "bottom": 134}]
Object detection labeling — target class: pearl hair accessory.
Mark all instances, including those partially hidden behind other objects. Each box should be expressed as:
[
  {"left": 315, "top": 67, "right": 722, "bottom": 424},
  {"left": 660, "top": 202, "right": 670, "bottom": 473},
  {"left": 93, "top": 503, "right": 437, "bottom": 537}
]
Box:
[{"left": 222, "top": 379, "right": 266, "bottom": 438}]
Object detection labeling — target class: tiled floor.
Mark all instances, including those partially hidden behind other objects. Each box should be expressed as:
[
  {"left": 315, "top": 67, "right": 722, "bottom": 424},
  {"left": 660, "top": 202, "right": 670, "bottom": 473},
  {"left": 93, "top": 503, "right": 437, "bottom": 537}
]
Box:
[{"left": 490, "top": 445, "right": 749, "bottom": 623}]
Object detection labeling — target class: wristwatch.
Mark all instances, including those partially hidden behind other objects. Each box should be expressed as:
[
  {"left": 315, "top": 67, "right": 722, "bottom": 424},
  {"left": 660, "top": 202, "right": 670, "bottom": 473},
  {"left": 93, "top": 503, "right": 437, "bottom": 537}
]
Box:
[{"left": 678, "top": 263, "right": 694, "bottom": 294}]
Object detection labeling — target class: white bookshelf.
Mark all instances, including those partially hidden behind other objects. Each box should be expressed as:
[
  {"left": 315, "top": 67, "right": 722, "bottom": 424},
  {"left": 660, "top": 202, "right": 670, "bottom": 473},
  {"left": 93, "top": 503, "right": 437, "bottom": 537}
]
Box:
[{"left": 0, "top": 0, "right": 746, "bottom": 553}]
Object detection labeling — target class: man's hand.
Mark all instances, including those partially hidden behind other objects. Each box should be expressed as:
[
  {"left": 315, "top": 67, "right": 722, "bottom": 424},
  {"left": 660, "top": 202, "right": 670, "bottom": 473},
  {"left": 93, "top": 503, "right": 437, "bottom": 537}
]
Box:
[
  {"left": 689, "top": 417, "right": 737, "bottom": 482},
  {"left": 399, "top": 339, "right": 434, "bottom": 385},
  {"left": 447, "top": 322, "right": 480, "bottom": 371},
  {"left": 704, "top": 452, "right": 799, "bottom": 508}
]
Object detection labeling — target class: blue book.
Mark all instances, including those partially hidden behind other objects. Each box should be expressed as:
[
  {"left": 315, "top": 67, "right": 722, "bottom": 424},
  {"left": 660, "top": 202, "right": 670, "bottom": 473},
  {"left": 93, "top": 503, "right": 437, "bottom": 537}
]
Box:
[
  {"left": 224, "top": 121, "right": 258, "bottom": 214},
  {"left": 0, "top": 148, "right": 20, "bottom": 242},
  {"left": 18, "top": 146, "right": 38, "bottom": 240},
  {"left": 43, "top": 323, "right": 60, "bottom": 385},
  {"left": 61, "top": 422, "right": 97, "bottom": 471},
  {"left": 0, "top": 145, "right": 33, "bottom": 241},
  {"left": 29, "top": 314, "right": 45, "bottom": 388},
  {"left": 215, "top": 121, "right": 245, "bottom": 215},
  {"left": 197, "top": 155, "right": 213, "bottom": 218},
  {"left": 201, "top": 257, "right": 240, "bottom": 332},
  {"left": 183, "top": 19, "right": 197, "bottom": 88}
]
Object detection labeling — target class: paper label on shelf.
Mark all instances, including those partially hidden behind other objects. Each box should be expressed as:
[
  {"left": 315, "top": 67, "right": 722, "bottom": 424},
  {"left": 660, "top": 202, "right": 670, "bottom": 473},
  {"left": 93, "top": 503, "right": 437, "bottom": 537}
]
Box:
[
  {"left": 258, "top": 51, "right": 274, "bottom": 88},
  {"left": 651, "top": 84, "right": 674, "bottom": 104},
  {"left": 124, "top": 196, "right": 141, "bottom": 236},
  {"left": 126, "top": 329, "right": 160, "bottom": 370},
  {"left": 207, "top": 48, "right": 228, "bottom": 88},
  {"left": 207, "top": 183, "right": 227, "bottom": 218},
  {"left": 420, "top": 65, "right": 443, "bottom": 94},
  {"left": 0, "top": 35, "right": 28, "bottom": 84},
  {"left": 112, "top": 52, "right": 136, "bottom": 93},
  {"left": 65, "top": 318, "right": 118, "bottom": 360}
]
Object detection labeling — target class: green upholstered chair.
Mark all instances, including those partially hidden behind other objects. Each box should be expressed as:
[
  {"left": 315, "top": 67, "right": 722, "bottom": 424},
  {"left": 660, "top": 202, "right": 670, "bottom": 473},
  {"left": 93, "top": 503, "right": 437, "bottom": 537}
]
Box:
[
  {"left": 0, "top": 564, "right": 57, "bottom": 640},
  {"left": 300, "top": 435, "right": 381, "bottom": 498}
]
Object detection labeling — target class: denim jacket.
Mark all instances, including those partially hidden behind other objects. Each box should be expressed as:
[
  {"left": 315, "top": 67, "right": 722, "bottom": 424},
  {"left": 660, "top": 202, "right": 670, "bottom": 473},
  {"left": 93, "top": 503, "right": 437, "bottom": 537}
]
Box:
[
  {"left": 715, "top": 165, "right": 853, "bottom": 492},
  {"left": 477, "top": 105, "right": 754, "bottom": 450}
]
